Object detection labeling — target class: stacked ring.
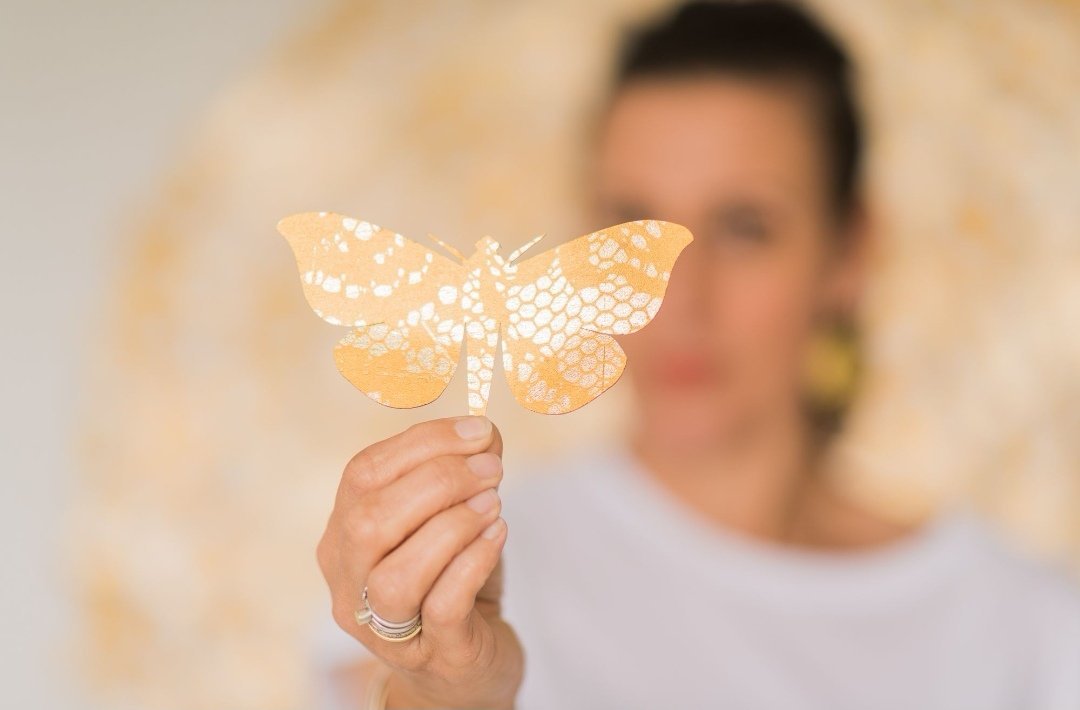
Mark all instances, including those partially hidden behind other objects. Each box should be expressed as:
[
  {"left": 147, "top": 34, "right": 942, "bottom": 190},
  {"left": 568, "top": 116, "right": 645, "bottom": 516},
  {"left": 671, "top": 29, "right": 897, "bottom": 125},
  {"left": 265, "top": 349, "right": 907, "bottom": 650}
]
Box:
[{"left": 355, "top": 585, "right": 422, "bottom": 642}]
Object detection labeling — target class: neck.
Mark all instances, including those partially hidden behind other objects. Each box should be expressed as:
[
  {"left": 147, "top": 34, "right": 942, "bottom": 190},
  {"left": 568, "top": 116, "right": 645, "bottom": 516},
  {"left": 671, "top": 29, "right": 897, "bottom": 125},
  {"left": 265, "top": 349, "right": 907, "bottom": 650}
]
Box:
[
  {"left": 625, "top": 400, "right": 910, "bottom": 550},
  {"left": 629, "top": 399, "right": 817, "bottom": 543}
]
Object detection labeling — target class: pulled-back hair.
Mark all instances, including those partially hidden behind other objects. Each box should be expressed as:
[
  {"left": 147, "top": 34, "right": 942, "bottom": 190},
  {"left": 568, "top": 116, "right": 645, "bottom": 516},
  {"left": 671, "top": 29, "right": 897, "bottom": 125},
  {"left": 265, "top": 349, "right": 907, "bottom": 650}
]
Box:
[{"left": 611, "top": 0, "right": 863, "bottom": 222}]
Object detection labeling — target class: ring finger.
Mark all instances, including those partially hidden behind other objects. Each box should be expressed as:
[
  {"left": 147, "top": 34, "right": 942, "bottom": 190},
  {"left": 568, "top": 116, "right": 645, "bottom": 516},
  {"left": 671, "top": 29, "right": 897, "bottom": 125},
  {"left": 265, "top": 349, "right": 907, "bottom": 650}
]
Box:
[{"left": 361, "top": 487, "right": 502, "bottom": 639}]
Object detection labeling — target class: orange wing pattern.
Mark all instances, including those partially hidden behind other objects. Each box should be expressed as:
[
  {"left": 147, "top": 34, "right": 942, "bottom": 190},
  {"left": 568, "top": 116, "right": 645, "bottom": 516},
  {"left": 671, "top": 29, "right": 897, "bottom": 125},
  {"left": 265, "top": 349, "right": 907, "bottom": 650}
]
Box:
[
  {"left": 277, "top": 212, "right": 467, "bottom": 408},
  {"left": 499, "top": 220, "right": 693, "bottom": 414}
]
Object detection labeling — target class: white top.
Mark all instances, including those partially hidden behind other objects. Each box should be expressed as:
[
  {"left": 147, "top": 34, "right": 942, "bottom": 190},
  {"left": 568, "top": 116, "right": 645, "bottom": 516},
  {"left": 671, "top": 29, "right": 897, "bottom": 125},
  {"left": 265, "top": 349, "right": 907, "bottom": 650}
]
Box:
[{"left": 307, "top": 442, "right": 1080, "bottom": 709}]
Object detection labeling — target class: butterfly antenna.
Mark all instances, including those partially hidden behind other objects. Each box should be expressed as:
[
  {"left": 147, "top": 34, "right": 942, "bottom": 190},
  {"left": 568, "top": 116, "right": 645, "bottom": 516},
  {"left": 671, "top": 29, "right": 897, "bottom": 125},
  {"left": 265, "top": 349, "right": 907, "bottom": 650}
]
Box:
[
  {"left": 509, "top": 233, "right": 545, "bottom": 263},
  {"left": 427, "top": 233, "right": 464, "bottom": 262}
]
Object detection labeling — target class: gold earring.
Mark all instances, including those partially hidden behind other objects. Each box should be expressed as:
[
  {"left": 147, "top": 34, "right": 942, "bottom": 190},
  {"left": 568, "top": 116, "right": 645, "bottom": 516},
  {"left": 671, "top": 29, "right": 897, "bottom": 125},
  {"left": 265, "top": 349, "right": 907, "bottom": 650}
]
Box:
[{"left": 802, "top": 316, "right": 860, "bottom": 415}]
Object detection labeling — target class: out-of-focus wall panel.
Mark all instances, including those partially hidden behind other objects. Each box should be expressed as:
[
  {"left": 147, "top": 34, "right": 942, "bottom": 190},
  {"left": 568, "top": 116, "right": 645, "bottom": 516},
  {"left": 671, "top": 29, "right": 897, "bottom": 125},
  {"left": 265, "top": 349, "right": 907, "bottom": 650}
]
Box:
[{"left": 71, "top": 1, "right": 1079, "bottom": 707}]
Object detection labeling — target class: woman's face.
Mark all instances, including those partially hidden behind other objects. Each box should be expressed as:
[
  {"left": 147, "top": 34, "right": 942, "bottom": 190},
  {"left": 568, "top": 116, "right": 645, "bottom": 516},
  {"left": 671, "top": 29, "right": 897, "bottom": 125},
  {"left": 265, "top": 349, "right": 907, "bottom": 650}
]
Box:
[{"left": 590, "top": 76, "right": 866, "bottom": 449}]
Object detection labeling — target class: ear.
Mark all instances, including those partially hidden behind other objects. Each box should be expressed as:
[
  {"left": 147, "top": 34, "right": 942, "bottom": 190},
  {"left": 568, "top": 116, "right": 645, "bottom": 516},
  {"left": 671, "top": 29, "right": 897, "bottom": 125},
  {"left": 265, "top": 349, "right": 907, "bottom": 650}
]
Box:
[{"left": 824, "top": 197, "right": 875, "bottom": 316}]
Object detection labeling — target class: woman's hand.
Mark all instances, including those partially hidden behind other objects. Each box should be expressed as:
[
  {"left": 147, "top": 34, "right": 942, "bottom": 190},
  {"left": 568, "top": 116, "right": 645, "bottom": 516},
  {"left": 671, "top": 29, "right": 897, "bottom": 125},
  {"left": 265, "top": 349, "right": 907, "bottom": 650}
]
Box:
[{"left": 316, "top": 416, "right": 524, "bottom": 709}]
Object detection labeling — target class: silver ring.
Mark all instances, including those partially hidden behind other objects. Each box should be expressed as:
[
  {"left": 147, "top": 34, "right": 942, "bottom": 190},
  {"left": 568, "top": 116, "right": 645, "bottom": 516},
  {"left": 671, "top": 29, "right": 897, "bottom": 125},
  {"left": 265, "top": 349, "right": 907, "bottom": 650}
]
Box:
[{"left": 356, "top": 585, "right": 422, "bottom": 642}]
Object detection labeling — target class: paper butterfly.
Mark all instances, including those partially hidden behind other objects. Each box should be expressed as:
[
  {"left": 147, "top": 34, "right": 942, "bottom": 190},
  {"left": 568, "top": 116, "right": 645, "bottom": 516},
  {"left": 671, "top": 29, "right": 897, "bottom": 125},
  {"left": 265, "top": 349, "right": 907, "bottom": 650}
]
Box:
[{"left": 277, "top": 212, "right": 693, "bottom": 415}]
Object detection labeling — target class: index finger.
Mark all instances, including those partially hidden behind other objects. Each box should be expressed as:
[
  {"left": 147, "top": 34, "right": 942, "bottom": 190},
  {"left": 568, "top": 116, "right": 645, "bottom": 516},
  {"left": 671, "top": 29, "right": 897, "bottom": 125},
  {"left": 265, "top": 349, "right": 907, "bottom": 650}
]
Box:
[{"left": 337, "top": 416, "right": 501, "bottom": 503}]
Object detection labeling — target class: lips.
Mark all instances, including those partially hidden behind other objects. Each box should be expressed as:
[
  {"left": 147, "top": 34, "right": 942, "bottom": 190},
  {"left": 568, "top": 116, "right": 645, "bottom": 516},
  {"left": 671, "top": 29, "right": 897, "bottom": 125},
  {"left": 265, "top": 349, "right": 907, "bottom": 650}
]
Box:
[{"left": 656, "top": 351, "right": 715, "bottom": 386}]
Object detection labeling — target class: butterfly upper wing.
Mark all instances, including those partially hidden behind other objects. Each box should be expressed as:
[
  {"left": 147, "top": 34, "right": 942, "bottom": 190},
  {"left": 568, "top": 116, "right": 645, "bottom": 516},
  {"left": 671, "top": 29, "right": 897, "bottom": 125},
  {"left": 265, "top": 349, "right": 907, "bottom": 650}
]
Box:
[
  {"left": 277, "top": 211, "right": 464, "bottom": 326},
  {"left": 499, "top": 219, "right": 692, "bottom": 414},
  {"left": 278, "top": 211, "right": 467, "bottom": 407}
]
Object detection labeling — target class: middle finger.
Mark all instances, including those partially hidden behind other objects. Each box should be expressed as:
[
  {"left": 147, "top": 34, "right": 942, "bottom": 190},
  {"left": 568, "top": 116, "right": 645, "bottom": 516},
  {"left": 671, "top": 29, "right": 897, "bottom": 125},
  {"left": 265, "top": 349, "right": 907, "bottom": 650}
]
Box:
[{"left": 348, "top": 451, "right": 504, "bottom": 568}]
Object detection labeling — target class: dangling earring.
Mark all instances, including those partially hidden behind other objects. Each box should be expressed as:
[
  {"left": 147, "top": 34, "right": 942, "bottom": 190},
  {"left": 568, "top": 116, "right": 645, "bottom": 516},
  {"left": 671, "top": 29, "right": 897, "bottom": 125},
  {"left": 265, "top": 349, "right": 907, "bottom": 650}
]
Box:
[{"left": 801, "top": 315, "right": 861, "bottom": 419}]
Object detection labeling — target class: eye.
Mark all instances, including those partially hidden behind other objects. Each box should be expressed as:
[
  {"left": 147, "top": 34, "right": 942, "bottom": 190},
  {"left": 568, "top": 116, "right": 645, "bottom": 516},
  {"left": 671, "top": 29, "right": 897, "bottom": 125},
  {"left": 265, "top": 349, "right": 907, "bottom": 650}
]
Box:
[
  {"left": 713, "top": 205, "right": 770, "bottom": 243},
  {"left": 594, "top": 197, "right": 652, "bottom": 226}
]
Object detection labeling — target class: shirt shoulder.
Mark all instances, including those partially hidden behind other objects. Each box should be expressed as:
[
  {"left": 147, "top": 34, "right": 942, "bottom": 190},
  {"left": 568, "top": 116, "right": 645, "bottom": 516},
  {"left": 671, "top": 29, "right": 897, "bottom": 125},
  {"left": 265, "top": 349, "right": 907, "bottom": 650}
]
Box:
[
  {"left": 958, "top": 511, "right": 1080, "bottom": 615},
  {"left": 935, "top": 509, "right": 1080, "bottom": 706}
]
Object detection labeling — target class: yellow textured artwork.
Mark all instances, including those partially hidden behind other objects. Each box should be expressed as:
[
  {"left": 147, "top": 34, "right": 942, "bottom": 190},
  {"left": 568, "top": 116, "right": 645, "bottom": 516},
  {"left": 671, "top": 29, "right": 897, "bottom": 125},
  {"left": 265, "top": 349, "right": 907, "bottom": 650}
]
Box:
[{"left": 277, "top": 212, "right": 693, "bottom": 415}]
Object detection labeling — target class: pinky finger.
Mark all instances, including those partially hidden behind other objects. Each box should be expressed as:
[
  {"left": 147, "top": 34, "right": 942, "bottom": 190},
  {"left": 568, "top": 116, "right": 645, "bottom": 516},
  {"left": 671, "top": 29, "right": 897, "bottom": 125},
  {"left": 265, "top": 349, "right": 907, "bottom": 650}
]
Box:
[{"left": 419, "top": 517, "right": 507, "bottom": 648}]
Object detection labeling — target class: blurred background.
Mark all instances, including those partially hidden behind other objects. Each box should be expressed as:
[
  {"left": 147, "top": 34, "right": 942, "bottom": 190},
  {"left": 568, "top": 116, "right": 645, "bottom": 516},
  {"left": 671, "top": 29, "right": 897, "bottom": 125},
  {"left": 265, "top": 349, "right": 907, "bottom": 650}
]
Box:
[{"left": 2, "top": 1, "right": 1077, "bottom": 708}]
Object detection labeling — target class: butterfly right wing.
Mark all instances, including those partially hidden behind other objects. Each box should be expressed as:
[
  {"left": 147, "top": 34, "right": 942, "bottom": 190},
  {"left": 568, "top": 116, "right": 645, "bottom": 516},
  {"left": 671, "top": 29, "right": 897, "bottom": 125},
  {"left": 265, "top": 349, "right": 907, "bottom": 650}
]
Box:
[
  {"left": 497, "top": 242, "right": 628, "bottom": 415},
  {"left": 277, "top": 211, "right": 467, "bottom": 407},
  {"left": 497, "top": 220, "right": 692, "bottom": 414}
]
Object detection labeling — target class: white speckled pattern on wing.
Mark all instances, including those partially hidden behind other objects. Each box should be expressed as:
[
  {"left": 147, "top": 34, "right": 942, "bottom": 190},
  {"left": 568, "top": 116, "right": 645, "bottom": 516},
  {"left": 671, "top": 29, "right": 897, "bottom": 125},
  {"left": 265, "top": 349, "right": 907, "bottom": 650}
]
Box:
[{"left": 500, "top": 220, "right": 692, "bottom": 413}]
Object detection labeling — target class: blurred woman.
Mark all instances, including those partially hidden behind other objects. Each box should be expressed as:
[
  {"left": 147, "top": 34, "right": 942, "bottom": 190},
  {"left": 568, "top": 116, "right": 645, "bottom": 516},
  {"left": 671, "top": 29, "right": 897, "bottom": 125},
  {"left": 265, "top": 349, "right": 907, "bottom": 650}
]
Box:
[{"left": 312, "top": 2, "right": 1080, "bottom": 708}]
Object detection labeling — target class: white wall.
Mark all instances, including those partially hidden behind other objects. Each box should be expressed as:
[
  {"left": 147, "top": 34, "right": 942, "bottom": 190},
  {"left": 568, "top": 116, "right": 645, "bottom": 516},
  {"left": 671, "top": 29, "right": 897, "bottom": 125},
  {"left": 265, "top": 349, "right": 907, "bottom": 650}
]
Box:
[{"left": 0, "top": 1, "right": 328, "bottom": 706}]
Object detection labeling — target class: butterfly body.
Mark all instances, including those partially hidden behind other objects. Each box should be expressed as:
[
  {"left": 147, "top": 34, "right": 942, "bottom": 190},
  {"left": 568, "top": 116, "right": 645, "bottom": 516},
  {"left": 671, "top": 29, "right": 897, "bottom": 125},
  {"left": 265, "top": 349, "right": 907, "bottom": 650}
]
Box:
[{"left": 278, "top": 212, "right": 692, "bottom": 415}]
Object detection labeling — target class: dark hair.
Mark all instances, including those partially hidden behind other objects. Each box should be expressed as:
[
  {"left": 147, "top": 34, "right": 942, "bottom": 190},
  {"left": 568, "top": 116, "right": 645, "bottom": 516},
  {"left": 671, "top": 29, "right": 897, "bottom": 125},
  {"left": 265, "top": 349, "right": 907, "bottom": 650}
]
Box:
[{"left": 610, "top": 0, "right": 863, "bottom": 222}]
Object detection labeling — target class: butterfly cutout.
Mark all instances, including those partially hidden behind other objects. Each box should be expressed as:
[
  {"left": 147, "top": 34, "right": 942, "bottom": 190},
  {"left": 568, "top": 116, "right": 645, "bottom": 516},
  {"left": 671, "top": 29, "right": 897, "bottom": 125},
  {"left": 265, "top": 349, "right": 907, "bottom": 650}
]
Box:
[{"left": 277, "top": 212, "right": 693, "bottom": 415}]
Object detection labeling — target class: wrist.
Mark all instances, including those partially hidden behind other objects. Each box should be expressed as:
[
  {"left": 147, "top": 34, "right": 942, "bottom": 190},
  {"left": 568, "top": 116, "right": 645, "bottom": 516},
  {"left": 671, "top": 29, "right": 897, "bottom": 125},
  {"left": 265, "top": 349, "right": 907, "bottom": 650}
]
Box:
[
  {"left": 383, "top": 670, "right": 437, "bottom": 709},
  {"left": 383, "top": 668, "right": 516, "bottom": 710},
  {"left": 362, "top": 662, "right": 392, "bottom": 710}
]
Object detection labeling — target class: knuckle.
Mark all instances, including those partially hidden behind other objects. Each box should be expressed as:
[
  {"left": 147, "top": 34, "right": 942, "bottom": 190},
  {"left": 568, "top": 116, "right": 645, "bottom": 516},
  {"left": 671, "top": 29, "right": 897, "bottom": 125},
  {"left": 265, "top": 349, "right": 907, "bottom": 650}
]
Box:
[
  {"left": 344, "top": 449, "right": 380, "bottom": 493},
  {"left": 430, "top": 457, "right": 465, "bottom": 504},
  {"left": 405, "top": 421, "right": 438, "bottom": 452},
  {"left": 345, "top": 503, "right": 384, "bottom": 548},
  {"left": 315, "top": 535, "right": 334, "bottom": 574},
  {"left": 366, "top": 566, "right": 410, "bottom": 607},
  {"left": 454, "top": 554, "right": 488, "bottom": 584},
  {"left": 330, "top": 598, "right": 356, "bottom": 633}
]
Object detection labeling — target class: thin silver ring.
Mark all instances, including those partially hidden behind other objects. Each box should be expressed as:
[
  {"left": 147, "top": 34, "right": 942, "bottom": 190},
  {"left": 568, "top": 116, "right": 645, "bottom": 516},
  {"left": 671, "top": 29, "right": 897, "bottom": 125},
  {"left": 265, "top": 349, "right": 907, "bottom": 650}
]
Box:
[
  {"left": 363, "top": 586, "right": 420, "bottom": 628},
  {"left": 356, "top": 585, "right": 422, "bottom": 642}
]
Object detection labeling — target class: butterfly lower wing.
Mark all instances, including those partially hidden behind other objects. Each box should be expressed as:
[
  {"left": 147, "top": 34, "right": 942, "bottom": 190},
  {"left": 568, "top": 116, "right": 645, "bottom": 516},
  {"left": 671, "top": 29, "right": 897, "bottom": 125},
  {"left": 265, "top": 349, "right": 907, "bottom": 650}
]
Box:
[
  {"left": 501, "top": 326, "right": 626, "bottom": 414},
  {"left": 334, "top": 309, "right": 463, "bottom": 408},
  {"left": 278, "top": 211, "right": 466, "bottom": 406}
]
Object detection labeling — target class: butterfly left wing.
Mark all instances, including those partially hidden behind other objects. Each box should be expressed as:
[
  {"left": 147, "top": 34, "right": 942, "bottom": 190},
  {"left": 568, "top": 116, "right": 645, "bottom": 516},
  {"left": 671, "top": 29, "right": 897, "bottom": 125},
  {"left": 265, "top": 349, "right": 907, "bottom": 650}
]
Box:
[
  {"left": 499, "top": 219, "right": 692, "bottom": 414},
  {"left": 277, "top": 211, "right": 467, "bottom": 407}
]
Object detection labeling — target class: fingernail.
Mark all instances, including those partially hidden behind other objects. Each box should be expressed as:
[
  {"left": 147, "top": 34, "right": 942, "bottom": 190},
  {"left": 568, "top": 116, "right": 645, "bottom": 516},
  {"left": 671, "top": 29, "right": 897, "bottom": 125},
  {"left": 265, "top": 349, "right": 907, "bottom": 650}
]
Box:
[
  {"left": 466, "top": 452, "right": 502, "bottom": 479},
  {"left": 466, "top": 488, "right": 497, "bottom": 513},
  {"left": 454, "top": 416, "right": 491, "bottom": 440},
  {"left": 482, "top": 517, "right": 506, "bottom": 540}
]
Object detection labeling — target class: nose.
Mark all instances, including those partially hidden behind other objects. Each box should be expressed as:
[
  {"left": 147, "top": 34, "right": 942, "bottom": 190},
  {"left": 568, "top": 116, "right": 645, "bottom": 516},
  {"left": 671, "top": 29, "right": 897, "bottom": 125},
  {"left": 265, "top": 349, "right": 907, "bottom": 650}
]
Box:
[{"left": 655, "top": 236, "right": 707, "bottom": 326}]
